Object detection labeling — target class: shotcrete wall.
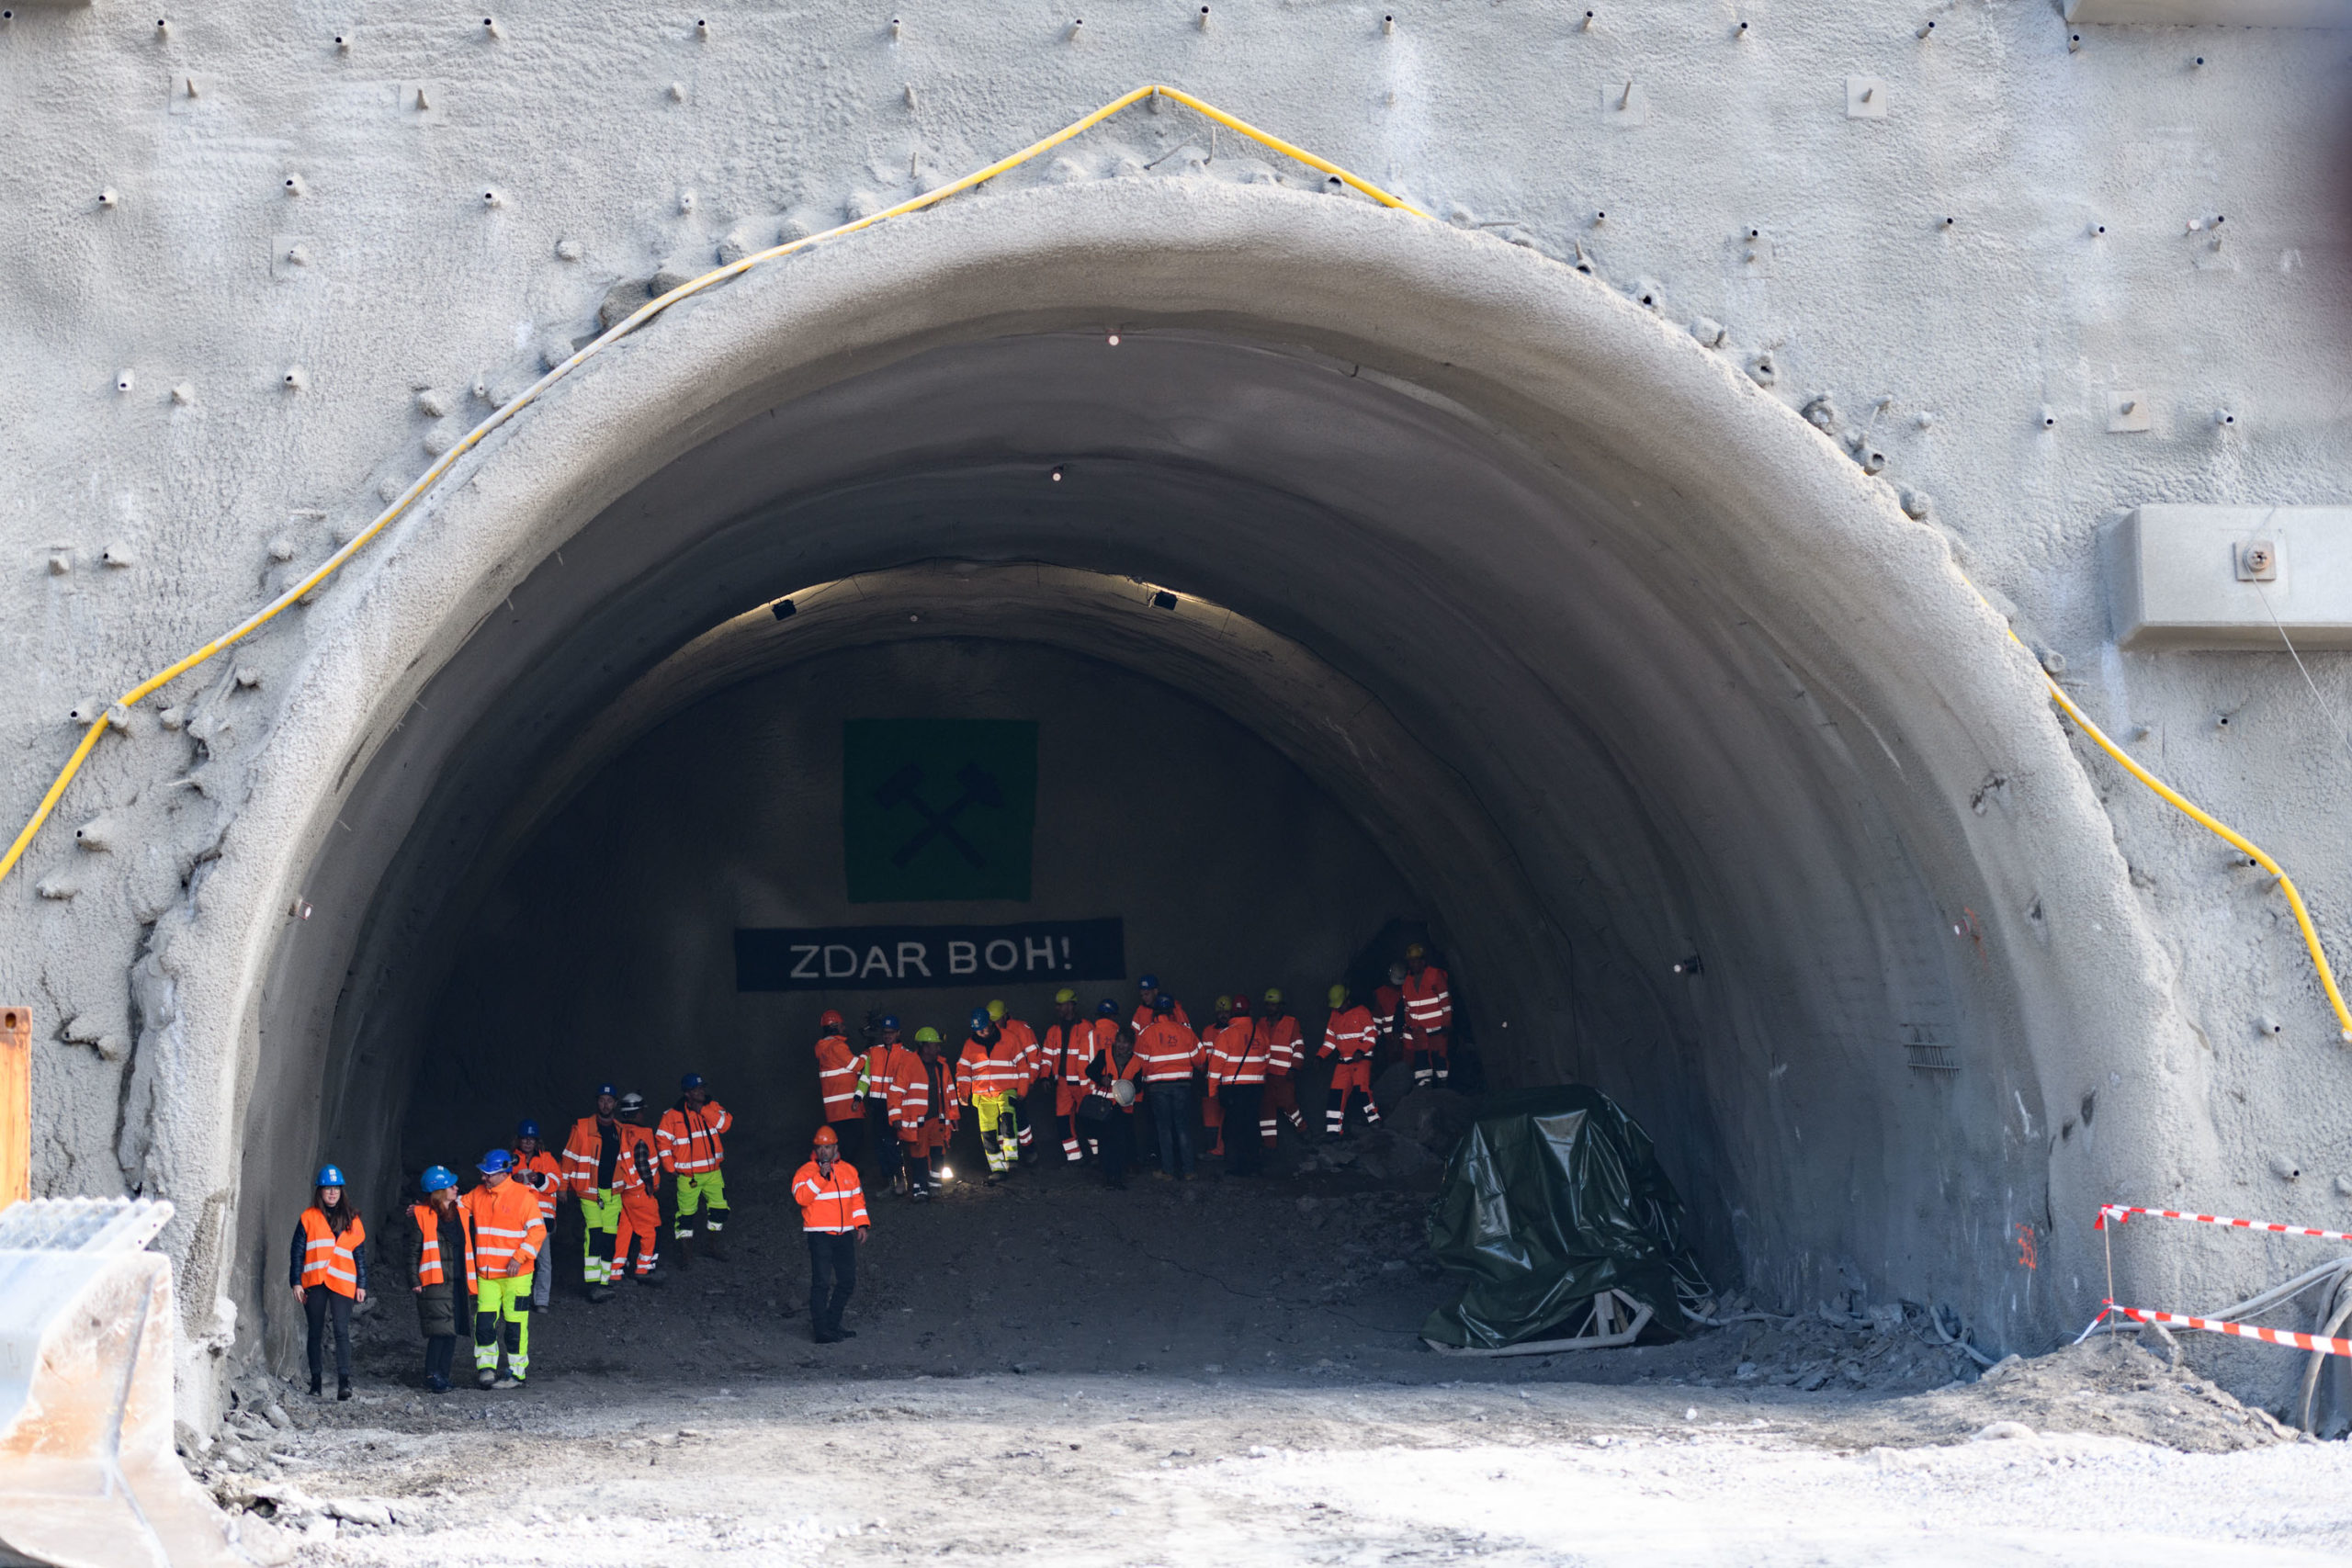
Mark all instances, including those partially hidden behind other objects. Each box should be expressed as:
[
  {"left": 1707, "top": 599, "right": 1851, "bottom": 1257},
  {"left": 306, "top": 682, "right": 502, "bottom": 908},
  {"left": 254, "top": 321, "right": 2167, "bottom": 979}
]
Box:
[{"left": 0, "top": 0, "right": 2342, "bottom": 1412}]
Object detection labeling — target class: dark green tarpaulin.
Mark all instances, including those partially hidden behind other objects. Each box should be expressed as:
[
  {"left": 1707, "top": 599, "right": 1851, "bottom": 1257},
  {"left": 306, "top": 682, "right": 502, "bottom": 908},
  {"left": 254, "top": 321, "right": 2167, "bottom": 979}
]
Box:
[{"left": 1421, "top": 1085, "right": 1710, "bottom": 1349}]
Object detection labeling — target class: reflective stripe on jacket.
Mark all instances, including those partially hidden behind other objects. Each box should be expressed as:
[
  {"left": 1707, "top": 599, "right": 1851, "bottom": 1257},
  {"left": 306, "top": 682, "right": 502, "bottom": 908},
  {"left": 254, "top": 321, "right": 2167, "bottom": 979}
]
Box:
[
  {"left": 616, "top": 1123, "right": 662, "bottom": 1193},
  {"left": 657, "top": 1100, "right": 730, "bottom": 1175},
  {"left": 1132, "top": 1016, "right": 1204, "bottom": 1082},
  {"left": 507, "top": 1151, "right": 562, "bottom": 1222},
  {"left": 792, "top": 1159, "right": 869, "bottom": 1233},
  {"left": 562, "top": 1115, "right": 617, "bottom": 1198},
  {"left": 1320, "top": 1004, "right": 1378, "bottom": 1060},
  {"left": 957, "top": 1036, "right": 1030, "bottom": 1101},
  {"left": 296, "top": 1207, "right": 366, "bottom": 1296},
  {"left": 998, "top": 1018, "right": 1040, "bottom": 1083},
  {"left": 1255, "top": 1014, "right": 1303, "bottom": 1076},
  {"left": 815, "top": 1036, "right": 865, "bottom": 1122},
  {"left": 463, "top": 1179, "right": 547, "bottom": 1279},
  {"left": 869, "top": 1043, "right": 919, "bottom": 1105},
  {"left": 410, "top": 1201, "right": 476, "bottom": 1292},
  {"left": 1210, "top": 1019, "right": 1269, "bottom": 1087},
  {"left": 891, "top": 1056, "right": 959, "bottom": 1134},
  {"left": 1402, "top": 968, "right": 1453, "bottom": 1036}
]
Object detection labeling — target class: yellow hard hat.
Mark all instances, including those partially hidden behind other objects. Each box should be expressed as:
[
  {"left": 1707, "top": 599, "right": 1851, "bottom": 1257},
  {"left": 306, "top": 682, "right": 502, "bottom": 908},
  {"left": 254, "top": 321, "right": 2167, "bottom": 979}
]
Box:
[
  {"left": 1262, "top": 987, "right": 1283, "bottom": 1006},
  {"left": 987, "top": 998, "right": 1008, "bottom": 1021},
  {"left": 914, "top": 1025, "right": 943, "bottom": 1044},
  {"left": 1054, "top": 987, "right": 1077, "bottom": 1004},
  {"left": 1327, "top": 984, "right": 1349, "bottom": 1009},
  {"left": 1405, "top": 942, "right": 1427, "bottom": 961},
  {"left": 1215, "top": 995, "right": 1233, "bottom": 1011}
]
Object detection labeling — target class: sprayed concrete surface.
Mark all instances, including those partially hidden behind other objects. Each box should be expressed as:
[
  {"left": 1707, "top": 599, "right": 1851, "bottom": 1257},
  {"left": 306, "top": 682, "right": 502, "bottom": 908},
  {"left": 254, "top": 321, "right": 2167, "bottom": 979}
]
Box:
[
  {"left": 195, "top": 1164, "right": 2344, "bottom": 1567},
  {"left": 0, "top": 2, "right": 2349, "bottom": 1428}
]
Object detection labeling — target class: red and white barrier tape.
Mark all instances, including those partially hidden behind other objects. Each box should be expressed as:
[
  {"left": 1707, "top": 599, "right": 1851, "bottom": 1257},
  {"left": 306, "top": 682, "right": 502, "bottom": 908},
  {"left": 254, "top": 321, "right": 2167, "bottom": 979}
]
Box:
[
  {"left": 2096, "top": 1204, "right": 2352, "bottom": 1246},
  {"left": 2104, "top": 1303, "right": 2352, "bottom": 1359}
]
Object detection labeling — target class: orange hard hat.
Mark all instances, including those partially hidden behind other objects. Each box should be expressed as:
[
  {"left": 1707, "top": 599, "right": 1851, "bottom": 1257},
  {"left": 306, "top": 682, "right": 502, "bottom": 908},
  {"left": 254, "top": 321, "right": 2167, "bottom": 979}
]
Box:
[
  {"left": 819, "top": 1009, "right": 845, "bottom": 1028},
  {"left": 812, "top": 1124, "right": 839, "bottom": 1146}
]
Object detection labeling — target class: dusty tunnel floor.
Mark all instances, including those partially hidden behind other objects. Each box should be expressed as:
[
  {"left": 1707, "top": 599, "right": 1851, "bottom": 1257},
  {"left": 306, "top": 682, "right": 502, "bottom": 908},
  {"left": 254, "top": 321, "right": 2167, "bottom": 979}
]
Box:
[{"left": 203, "top": 1162, "right": 2351, "bottom": 1565}]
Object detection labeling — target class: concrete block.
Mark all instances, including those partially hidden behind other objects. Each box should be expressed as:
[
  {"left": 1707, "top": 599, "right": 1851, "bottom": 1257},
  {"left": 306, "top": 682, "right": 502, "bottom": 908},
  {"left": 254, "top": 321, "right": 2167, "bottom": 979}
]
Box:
[{"left": 2106, "top": 504, "right": 2352, "bottom": 649}]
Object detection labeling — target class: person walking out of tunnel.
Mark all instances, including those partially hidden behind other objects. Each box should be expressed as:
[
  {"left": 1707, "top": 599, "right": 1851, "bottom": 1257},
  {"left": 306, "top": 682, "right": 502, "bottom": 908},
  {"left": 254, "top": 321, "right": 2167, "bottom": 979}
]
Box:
[
  {"left": 408, "top": 1165, "right": 473, "bottom": 1393},
  {"left": 562, "top": 1086, "right": 625, "bottom": 1303},
  {"left": 1374, "top": 962, "right": 1408, "bottom": 1066},
  {"left": 814, "top": 1010, "right": 868, "bottom": 1175},
  {"left": 1401, "top": 943, "right": 1455, "bottom": 1087},
  {"left": 987, "top": 998, "right": 1044, "bottom": 1163},
  {"left": 290, "top": 1165, "right": 367, "bottom": 1400},
  {"left": 614, "top": 1093, "right": 668, "bottom": 1284},
  {"left": 1084, "top": 1021, "right": 1145, "bottom": 1188},
  {"left": 509, "top": 1121, "right": 562, "bottom": 1311},
  {"left": 464, "top": 1149, "right": 546, "bottom": 1389},
  {"left": 659, "top": 1073, "right": 733, "bottom": 1265},
  {"left": 1200, "top": 996, "right": 1236, "bottom": 1159},
  {"left": 794, "top": 1125, "right": 869, "bottom": 1344},
  {"left": 893, "top": 1027, "right": 957, "bottom": 1200},
  {"left": 1040, "top": 990, "right": 1097, "bottom": 1163},
  {"left": 1134, "top": 994, "right": 1204, "bottom": 1179},
  {"left": 958, "top": 1007, "right": 1028, "bottom": 1184},
  {"left": 1321, "top": 985, "right": 1382, "bottom": 1137},
  {"left": 1210, "top": 995, "right": 1270, "bottom": 1177},
  {"left": 866, "top": 1014, "right": 914, "bottom": 1196},
  {"left": 1255, "top": 989, "right": 1307, "bottom": 1146}
]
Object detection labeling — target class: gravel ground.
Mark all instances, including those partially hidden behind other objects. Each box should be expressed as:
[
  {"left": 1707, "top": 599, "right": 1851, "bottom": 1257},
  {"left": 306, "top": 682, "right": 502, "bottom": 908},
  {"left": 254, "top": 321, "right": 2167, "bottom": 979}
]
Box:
[{"left": 191, "top": 1150, "right": 2342, "bottom": 1564}]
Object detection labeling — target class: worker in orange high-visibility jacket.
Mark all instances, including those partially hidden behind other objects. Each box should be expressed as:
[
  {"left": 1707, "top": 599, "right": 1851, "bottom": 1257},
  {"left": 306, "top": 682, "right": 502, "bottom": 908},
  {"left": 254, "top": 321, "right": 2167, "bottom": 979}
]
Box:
[
  {"left": 1133, "top": 995, "right": 1205, "bottom": 1179},
  {"left": 1254, "top": 989, "right": 1307, "bottom": 1146},
  {"left": 408, "top": 1165, "right": 474, "bottom": 1393},
  {"left": 1199, "top": 996, "right": 1236, "bottom": 1158},
  {"left": 508, "top": 1120, "right": 562, "bottom": 1310},
  {"left": 958, "top": 1010, "right": 1031, "bottom": 1183},
  {"left": 1039, "top": 990, "right": 1103, "bottom": 1163},
  {"left": 893, "top": 1027, "right": 959, "bottom": 1200},
  {"left": 866, "top": 1016, "right": 920, "bottom": 1196},
  {"left": 1320, "top": 984, "right": 1383, "bottom": 1136},
  {"left": 812, "top": 1009, "right": 868, "bottom": 1174},
  {"left": 987, "top": 999, "right": 1045, "bottom": 1161},
  {"left": 658, "top": 1073, "right": 733, "bottom": 1264},
  {"left": 562, "top": 1085, "right": 627, "bottom": 1301},
  {"left": 1132, "top": 972, "right": 1192, "bottom": 1035},
  {"left": 290, "top": 1163, "right": 368, "bottom": 1400},
  {"left": 1081, "top": 1019, "right": 1147, "bottom": 1186},
  {"left": 463, "top": 1149, "right": 546, "bottom": 1389},
  {"left": 1401, "top": 943, "right": 1455, "bottom": 1087},
  {"left": 1208, "top": 994, "right": 1271, "bottom": 1177},
  {"left": 1373, "top": 962, "right": 1408, "bottom": 1062},
  {"left": 795, "top": 1124, "right": 870, "bottom": 1343},
  {"left": 613, "top": 1093, "right": 668, "bottom": 1284}
]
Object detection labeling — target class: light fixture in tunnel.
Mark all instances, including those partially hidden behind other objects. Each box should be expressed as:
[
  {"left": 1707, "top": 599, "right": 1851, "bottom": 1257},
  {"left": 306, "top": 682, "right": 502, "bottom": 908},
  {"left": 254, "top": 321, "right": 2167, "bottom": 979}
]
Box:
[
  {"left": 1671, "top": 953, "right": 1702, "bottom": 976},
  {"left": 1107, "top": 332, "right": 1121, "bottom": 345},
  {"left": 1049, "top": 466, "right": 1064, "bottom": 481}
]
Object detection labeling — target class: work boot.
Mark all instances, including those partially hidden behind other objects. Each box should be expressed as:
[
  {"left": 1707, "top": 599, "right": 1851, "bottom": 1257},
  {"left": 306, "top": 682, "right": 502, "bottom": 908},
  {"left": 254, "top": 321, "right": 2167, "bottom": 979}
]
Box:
[
  {"left": 702, "top": 1234, "right": 729, "bottom": 1263},
  {"left": 476, "top": 1368, "right": 496, "bottom": 1389},
  {"left": 426, "top": 1373, "right": 449, "bottom": 1393},
  {"left": 492, "top": 1375, "right": 519, "bottom": 1391},
  {"left": 337, "top": 1378, "right": 353, "bottom": 1402},
  {"left": 308, "top": 1376, "right": 322, "bottom": 1398},
  {"left": 673, "top": 1235, "right": 694, "bottom": 1271},
  {"left": 587, "top": 1285, "right": 616, "bottom": 1303},
  {"left": 636, "top": 1269, "right": 667, "bottom": 1288}
]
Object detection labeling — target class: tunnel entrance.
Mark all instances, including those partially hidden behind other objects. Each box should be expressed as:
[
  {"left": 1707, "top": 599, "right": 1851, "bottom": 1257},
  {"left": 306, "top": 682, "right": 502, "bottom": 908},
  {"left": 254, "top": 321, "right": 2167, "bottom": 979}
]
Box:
[{"left": 220, "top": 186, "right": 2168, "bottom": 1385}]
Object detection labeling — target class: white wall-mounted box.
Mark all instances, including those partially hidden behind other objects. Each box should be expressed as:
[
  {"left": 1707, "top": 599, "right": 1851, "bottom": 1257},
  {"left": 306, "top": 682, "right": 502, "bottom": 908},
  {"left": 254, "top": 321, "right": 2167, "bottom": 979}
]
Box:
[{"left": 2107, "top": 505, "right": 2352, "bottom": 650}]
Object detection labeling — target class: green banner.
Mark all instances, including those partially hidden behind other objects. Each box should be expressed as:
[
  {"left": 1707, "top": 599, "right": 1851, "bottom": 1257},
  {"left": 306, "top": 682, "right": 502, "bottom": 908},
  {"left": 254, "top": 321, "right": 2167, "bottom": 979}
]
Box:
[{"left": 842, "top": 719, "right": 1038, "bottom": 903}]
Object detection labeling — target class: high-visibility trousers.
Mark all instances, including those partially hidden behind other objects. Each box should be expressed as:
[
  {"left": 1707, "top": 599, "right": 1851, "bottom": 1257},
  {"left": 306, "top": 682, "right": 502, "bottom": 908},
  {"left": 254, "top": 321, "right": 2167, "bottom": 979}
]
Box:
[
  {"left": 1325, "top": 1058, "right": 1380, "bottom": 1134},
  {"left": 580, "top": 1189, "right": 619, "bottom": 1286},
  {"left": 617, "top": 1189, "right": 662, "bottom": 1275},
  {"left": 1406, "top": 1029, "right": 1452, "bottom": 1085},
  {"left": 673, "top": 1170, "right": 728, "bottom": 1239},
  {"left": 1262, "top": 1074, "right": 1304, "bottom": 1144},
  {"left": 973, "top": 1093, "right": 1018, "bottom": 1174},
  {"left": 474, "top": 1273, "right": 532, "bottom": 1380},
  {"left": 1200, "top": 1090, "right": 1226, "bottom": 1156},
  {"left": 1054, "top": 1082, "right": 1088, "bottom": 1162}
]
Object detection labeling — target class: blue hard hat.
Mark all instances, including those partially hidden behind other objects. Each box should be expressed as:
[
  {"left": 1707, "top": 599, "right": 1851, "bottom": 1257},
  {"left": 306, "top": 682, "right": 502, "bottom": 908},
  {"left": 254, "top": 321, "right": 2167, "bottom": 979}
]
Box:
[
  {"left": 879, "top": 1014, "right": 901, "bottom": 1031},
  {"left": 1138, "top": 973, "right": 1159, "bottom": 990},
  {"left": 514, "top": 1119, "right": 539, "bottom": 1139},
  {"left": 420, "top": 1165, "right": 458, "bottom": 1193},
  {"left": 315, "top": 1164, "right": 345, "bottom": 1189},
  {"left": 1097, "top": 998, "right": 1118, "bottom": 1016},
  {"left": 969, "top": 1007, "right": 991, "bottom": 1032},
  {"left": 595, "top": 1083, "right": 617, "bottom": 1100},
  {"left": 681, "top": 1072, "right": 705, "bottom": 1091},
  {"left": 478, "top": 1148, "right": 512, "bottom": 1176}
]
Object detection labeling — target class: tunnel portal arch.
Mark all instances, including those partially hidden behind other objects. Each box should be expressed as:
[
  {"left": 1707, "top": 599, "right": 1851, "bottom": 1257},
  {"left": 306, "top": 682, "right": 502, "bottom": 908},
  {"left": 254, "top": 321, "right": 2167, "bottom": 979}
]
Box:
[{"left": 146, "top": 178, "right": 2194, "bottom": 1386}]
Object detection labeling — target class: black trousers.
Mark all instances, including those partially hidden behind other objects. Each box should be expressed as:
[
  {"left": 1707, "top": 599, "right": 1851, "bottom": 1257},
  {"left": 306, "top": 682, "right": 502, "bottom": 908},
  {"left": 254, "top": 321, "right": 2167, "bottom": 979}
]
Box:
[
  {"left": 1096, "top": 1111, "right": 1136, "bottom": 1186},
  {"left": 303, "top": 1289, "right": 353, "bottom": 1386},
  {"left": 807, "top": 1232, "right": 857, "bottom": 1334},
  {"left": 1222, "top": 1083, "right": 1265, "bottom": 1175},
  {"left": 865, "top": 1100, "right": 901, "bottom": 1186},
  {"left": 827, "top": 1115, "right": 867, "bottom": 1176}
]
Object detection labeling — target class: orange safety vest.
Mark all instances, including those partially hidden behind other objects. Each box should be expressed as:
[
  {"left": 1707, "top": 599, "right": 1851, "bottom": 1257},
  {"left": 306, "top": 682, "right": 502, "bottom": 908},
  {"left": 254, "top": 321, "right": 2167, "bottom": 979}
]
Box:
[
  {"left": 1320, "top": 1004, "right": 1378, "bottom": 1060},
  {"left": 562, "top": 1114, "right": 619, "bottom": 1198},
  {"left": 657, "top": 1099, "right": 730, "bottom": 1175},
  {"left": 1374, "top": 984, "right": 1405, "bottom": 1038},
  {"left": 1087, "top": 1043, "right": 1145, "bottom": 1113},
  {"left": 1255, "top": 1014, "right": 1304, "bottom": 1076},
  {"left": 616, "top": 1122, "right": 662, "bottom": 1193},
  {"left": 508, "top": 1150, "right": 563, "bottom": 1223},
  {"left": 1403, "top": 966, "right": 1453, "bottom": 1037},
  {"left": 791, "top": 1159, "right": 870, "bottom": 1233},
  {"left": 957, "top": 1035, "right": 1030, "bottom": 1101},
  {"left": 866, "top": 1042, "right": 917, "bottom": 1104},
  {"left": 1132, "top": 999, "right": 1192, "bottom": 1036},
  {"left": 1041, "top": 1020, "right": 1103, "bottom": 1087},
  {"left": 1210, "top": 1018, "right": 1269, "bottom": 1087},
  {"left": 815, "top": 1035, "right": 865, "bottom": 1122},
  {"left": 411, "top": 1200, "right": 476, "bottom": 1291},
  {"left": 997, "top": 1017, "right": 1040, "bottom": 1082},
  {"left": 299, "top": 1207, "right": 365, "bottom": 1297},
  {"left": 463, "top": 1178, "right": 547, "bottom": 1280},
  {"left": 1132, "top": 1016, "right": 1204, "bottom": 1082},
  {"left": 891, "top": 1055, "right": 958, "bottom": 1134}
]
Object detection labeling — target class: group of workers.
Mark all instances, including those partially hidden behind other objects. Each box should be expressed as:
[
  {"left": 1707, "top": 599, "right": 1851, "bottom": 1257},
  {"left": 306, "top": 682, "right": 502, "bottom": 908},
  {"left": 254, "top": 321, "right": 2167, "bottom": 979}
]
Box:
[
  {"left": 289, "top": 1075, "right": 737, "bottom": 1395},
  {"left": 289, "top": 946, "right": 1454, "bottom": 1387}
]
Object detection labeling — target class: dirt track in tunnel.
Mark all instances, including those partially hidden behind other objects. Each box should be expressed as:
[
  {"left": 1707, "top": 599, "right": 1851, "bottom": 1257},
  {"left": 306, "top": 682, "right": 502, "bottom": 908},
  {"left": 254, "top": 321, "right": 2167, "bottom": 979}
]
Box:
[{"left": 203, "top": 1158, "right": 2351, "bottom": 1564}]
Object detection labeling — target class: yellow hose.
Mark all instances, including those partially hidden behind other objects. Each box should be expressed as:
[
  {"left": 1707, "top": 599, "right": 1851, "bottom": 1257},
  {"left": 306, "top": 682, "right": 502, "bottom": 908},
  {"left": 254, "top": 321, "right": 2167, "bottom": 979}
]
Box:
[{"left": 3, "top": 85, "right": 2343, "bottom": 1049}]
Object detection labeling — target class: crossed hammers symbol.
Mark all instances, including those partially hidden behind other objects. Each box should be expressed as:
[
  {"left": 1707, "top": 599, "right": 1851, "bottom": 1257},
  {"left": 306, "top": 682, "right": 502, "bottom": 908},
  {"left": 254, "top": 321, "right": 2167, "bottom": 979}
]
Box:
[{"left": 874, "top": 761, "right": 1004, "bottom": 869}]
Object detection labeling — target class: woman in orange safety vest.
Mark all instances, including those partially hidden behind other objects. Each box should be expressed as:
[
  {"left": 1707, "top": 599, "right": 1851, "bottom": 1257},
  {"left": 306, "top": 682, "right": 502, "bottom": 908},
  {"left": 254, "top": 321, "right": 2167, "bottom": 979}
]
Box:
[
  {"left": 408, "top": 1164, "right": 473, "bottom": 1393},
  {"left": 289, "top": 1163, "right": 368, "bottom": 1400}
]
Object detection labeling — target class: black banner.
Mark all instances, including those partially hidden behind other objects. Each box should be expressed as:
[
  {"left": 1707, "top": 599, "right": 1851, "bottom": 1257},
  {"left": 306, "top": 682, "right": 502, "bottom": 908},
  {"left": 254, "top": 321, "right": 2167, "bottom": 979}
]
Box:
[{"left": 735, "top": 918, "right": 1125, "bottom": 992}]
